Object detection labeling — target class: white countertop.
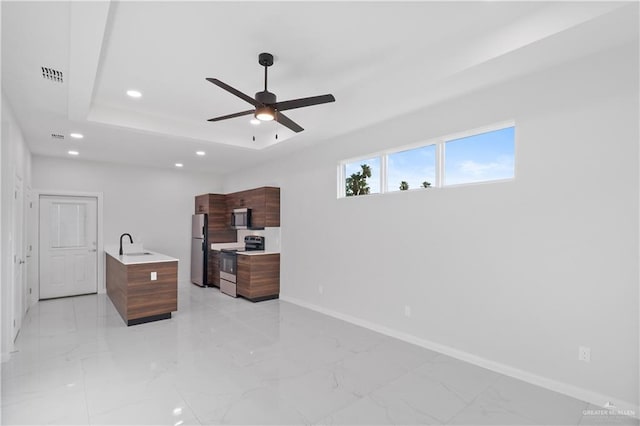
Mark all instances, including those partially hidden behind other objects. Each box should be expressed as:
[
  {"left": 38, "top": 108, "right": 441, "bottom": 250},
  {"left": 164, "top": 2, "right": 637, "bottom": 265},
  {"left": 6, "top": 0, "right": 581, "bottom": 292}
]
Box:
[
  {"left": 105, "top": 247, "right": 178, "bottom": 265},
  {"left": 211, "top": 242, "right": 245, "bottom": 251},
  {"left": 237, "top": 251, "right": 280, "bottom": 256}
]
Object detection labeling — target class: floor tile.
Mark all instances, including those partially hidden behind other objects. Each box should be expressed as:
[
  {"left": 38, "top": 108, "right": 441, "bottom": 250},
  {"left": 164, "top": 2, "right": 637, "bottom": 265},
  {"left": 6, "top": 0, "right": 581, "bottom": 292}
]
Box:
[
  {"left": 317, "top": 394, "right": 441, "bottom": 425},
  {"left": 1, "top": 283, "right": 614, "bottom": 426},
  {"left": 454, "top": 375, "right": 590, "bottom": 425},
  {"left": 364, "top": 368, "right": 470, "bottom": 424}
]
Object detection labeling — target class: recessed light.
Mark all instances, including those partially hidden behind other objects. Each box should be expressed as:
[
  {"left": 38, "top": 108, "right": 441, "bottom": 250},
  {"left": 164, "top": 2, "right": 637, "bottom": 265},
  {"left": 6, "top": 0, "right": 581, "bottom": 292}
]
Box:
[
  {"left": 196, "top": 151, "right": 205, "bottom": 156},
  {"left": 175, "top": 163, "right": 183, "bottom": 168},
  {"left": 126, "top": 90, "right": 142, "bottom": 98},
  {"left": 250, "top": 118, "right": 260, "bottom": 125},
  {"left": 68, "top": 150, "right": 79, "bottom": 156},
  {"left": 69, "top": 133, "right": 83, "bottom": 139}
]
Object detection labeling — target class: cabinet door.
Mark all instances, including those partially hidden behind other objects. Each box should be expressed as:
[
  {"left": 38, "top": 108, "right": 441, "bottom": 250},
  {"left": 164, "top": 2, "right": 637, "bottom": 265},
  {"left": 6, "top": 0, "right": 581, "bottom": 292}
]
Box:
[
  {"left": 207, "top": 194, "right": 229, "bottom": 232},
  {"left": 195, "top": 194, "right": 209, "bottom": 214},
  {"left": 209, "top": 251, "right": 220, "bottom": 287},
  {"left": 264, "top": 187, "right": 280, "bottom": 227},
  {"left": 236, "top": 255, "right": 250, "bottom": 297},
  {"left": 235, "top": 254, "right": 280, "bottom": 301},
  {"left": 246, "top": 188, "right": 266, "bottom": 228}
]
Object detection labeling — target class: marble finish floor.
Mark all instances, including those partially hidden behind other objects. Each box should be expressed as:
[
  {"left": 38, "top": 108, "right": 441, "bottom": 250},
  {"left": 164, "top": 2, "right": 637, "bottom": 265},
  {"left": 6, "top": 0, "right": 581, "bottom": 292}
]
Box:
[{"left": 2, "top": 283, "right": 637, "bottom": 425}]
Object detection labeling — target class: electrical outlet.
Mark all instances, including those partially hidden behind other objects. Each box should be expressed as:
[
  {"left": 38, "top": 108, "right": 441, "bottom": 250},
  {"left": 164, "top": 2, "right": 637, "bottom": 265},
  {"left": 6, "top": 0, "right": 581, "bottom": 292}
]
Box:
[
  {"left": 318, "top": 285, "right": 324, "bottom": 295},
  {"left": 150, "top": 272, "right": 157, "bottom": 281},
  {"left": 579, "top": 346, "right": 591, "bottom": 362},
  {"left": 404, "top": 305, "right": 411, "bottom": 317}
]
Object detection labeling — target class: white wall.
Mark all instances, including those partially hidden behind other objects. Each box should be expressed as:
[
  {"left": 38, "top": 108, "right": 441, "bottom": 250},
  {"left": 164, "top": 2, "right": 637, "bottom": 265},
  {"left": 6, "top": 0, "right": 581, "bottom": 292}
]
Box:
[
  {"left": 1, "top": 93, "right": 33, "bottom": 361},
  {"left": 31, "top": 156, "right": 224, "bottom": 286},
  {"left": 222, "top": 43, "right": 639, "bottom": 409}
]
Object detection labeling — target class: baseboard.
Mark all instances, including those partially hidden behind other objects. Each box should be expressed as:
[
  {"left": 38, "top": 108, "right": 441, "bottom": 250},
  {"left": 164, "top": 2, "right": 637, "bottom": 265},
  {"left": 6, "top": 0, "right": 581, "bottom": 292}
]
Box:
[{"left": 280, "top": 295, "right": 639, "bottom": 418}]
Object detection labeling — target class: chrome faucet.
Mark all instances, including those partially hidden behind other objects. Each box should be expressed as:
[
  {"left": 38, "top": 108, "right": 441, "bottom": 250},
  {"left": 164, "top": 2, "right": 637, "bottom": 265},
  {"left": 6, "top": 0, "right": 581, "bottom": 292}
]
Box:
[{"left": 119, "top": 233, "right": 133, "bottom": 255}]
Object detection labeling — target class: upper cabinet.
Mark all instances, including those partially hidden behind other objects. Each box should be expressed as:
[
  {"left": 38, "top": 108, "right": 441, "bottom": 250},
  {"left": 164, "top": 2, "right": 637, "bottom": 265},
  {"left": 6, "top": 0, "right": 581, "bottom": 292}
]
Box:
[
  {"left": 227, "top": 187, "right": 280, "bottom": 229},
  {"left": 195, "top": 193, "right": 237, "bottom": 243},
  {"left": 196, "top": 187, "right": 280, "bottom": 236}
]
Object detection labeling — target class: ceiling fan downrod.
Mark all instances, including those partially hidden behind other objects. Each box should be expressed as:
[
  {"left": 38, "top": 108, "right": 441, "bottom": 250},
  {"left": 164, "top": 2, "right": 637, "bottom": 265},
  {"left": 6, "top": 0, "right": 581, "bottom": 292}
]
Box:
[{"left": 258, "top": 52, "right": 274, "bottom": 93}]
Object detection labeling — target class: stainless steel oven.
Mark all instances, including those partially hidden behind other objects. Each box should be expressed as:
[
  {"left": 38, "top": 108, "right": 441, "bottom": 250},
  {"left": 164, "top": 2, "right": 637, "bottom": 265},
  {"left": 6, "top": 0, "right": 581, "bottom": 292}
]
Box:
[
  {"left": 219, "top": 250, "right": 238, "bottom": 297},
  {"left": 219, "top": 236, "right": 265, "bottom": 298}
]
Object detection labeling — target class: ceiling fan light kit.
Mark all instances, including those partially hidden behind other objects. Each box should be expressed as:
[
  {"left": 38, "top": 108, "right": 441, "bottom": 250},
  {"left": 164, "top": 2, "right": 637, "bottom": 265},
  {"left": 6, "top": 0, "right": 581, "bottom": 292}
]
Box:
[
  {"left": 255, "top": 105, "right": 275, "bottom": 121},
  {"left": 206, "top": 52, "right": 335, "bottom": 133}
]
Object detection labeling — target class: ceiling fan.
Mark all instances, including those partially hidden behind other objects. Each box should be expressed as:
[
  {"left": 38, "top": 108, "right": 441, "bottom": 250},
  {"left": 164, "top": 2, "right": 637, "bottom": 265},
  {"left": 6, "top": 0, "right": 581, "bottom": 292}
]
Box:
[{"left": 206, "top": 52, "right": 335, "bottom": 133}]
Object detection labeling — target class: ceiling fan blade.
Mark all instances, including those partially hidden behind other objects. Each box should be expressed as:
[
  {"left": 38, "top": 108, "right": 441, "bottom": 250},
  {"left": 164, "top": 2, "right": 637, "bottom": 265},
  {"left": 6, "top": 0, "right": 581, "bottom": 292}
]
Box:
[
  {"left": 207, "top": 109, "right": 255, "bottom": 122},
  {"left": 274, "top": 94, "right": 335, "bottom": 112},
  {"left": 275, "top": 112, "right": 304, "bottom": 133},
  {"left": 206, "top": 78, "right": 259, "bottom": 107}
]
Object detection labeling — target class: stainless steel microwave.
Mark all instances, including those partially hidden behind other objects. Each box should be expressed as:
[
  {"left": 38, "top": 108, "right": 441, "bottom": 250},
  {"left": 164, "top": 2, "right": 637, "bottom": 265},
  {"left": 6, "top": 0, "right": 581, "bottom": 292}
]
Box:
[{"left": 231, "top": 208, "right": 251, "bottom": 229}]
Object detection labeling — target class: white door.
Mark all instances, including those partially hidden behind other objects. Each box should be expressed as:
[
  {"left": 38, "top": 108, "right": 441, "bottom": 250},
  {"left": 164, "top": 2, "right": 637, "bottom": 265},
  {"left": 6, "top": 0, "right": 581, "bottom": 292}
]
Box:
[
  {"left": 39, "top": 195, "right": 98, "bottom": 299},
  {"left": 12, "top": 179, "right": 24, "bottom": 341}
]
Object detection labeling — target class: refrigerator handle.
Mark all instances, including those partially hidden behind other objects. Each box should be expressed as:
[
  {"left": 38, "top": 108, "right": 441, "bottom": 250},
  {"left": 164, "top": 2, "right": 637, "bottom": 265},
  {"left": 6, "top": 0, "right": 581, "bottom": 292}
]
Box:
[
  {"left": 202, "top": 226, "right": 205, "bottom": 237},
  {"left": 202, "top": 240, "right": 205, "bottom": 251}
]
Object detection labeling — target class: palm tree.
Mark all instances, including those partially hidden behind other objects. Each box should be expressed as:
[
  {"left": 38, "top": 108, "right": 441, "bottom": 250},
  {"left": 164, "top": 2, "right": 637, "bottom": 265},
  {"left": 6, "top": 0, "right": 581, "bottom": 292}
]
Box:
[
  {"left": 422, "top": 181, "right": 431, "bottom": 188},
  {"left": 345, "top": 164, "right": 372, "bottom": 196},
  {"left": 399, "top": 181, "right": 409, "bottom": 190}
]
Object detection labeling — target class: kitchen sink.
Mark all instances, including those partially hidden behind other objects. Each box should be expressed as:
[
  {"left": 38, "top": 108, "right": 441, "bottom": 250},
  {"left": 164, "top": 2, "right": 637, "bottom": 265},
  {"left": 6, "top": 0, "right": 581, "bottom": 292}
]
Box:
[{"left": 125, "top": 252, "right": 153, "bottom": 256}]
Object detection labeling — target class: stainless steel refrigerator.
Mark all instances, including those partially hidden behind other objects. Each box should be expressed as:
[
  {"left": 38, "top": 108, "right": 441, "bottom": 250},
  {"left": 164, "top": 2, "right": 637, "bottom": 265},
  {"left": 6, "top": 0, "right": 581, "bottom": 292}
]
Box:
[{"left": 191, "top": 214, "right": 208, "bottom": 286}]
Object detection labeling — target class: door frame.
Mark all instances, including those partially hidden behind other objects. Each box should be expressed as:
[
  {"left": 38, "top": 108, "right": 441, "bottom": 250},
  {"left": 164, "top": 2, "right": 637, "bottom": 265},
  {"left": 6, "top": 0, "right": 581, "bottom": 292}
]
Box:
[
  {"left": 12, "top": 175, "right": 24, "bottom": 342},
  {"left": 34, "top": 190, "right": 104, "bottom": 302}
]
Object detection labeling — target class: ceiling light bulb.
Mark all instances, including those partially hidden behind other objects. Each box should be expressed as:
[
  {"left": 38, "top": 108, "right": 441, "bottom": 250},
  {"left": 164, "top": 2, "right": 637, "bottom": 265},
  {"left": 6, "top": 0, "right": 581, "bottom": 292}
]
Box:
[
  {"left": 127, "top": 90, "right": 142, "bottom": 98},
  {"left": 255, "top": 106, "right": 275, "bottom": 121},
  {"left": 175, "top": 163, "right": 183, "bottom": 168},
  {"left": 196, "top": 151, "right": 205, "bottom": 156},
  {"left": 250, "top": 118, "right": 260, "bottom": 125},
  {"left": 68, "top": 150, "right": 79, "bottom": 156},
  {"left": 69, "top": 133, "right": 83, "bottom": 139}
]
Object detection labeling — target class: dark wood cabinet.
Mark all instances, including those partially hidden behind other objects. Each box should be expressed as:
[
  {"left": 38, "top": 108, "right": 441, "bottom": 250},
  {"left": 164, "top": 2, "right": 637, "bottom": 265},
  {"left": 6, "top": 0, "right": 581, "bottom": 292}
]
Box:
[
  {"left": 106, "top": 254, "right": 177, "bottom": 326},
  {"left": 195, "top": 187, "right": 280, "bottom": 293},
  {"left": 226, "top": 187, "right": 280, "bottom": 228},
  {"left": 195, "top": 194, "right": 209, "bottom": 215},
  {"left": 237, "top": 253, "right": 280, "bottom": 301},
  {"left": 195, "top": 193, "right": 236, "bottom": 243},
  {"left": 209, "top": 250, "right": 220, "bottom": 288}
]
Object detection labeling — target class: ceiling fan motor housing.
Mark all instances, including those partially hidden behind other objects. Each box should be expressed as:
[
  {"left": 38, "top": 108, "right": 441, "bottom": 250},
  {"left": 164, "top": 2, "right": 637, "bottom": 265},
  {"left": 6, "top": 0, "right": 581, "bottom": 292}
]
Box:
[{"left": 255, "top": 90, "right": 276, "bottom": 105}]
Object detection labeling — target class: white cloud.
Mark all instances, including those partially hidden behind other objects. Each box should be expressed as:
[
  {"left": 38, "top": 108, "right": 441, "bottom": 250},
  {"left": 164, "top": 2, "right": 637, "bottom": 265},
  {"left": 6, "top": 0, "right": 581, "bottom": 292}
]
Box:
[{"left": 449, "top": 155, "right": 513, "bottom": 184}]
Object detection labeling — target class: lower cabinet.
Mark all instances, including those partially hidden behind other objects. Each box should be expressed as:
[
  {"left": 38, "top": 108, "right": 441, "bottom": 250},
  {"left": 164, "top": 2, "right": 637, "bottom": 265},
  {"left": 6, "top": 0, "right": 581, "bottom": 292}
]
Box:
[
  {"left": 237, "top": 254, "right": 280, "bottom": 302},
  {"left": 209, "top": 250, "right": 220, "bottom": 288}
]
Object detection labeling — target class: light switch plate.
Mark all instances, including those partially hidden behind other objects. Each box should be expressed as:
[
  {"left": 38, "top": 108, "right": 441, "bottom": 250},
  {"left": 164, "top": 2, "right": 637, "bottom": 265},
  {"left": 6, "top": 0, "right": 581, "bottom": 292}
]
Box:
[{"left": 150, "top": 272, "right": 157, "bottom": 281}]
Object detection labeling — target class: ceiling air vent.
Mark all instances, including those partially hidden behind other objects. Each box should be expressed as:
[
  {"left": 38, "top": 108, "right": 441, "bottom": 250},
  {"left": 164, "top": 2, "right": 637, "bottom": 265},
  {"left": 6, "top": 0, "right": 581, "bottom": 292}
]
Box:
[
  {"left": 50, "top": 133, "right": 64, "bottom": 140},
  {"left": 41, "top": 67, "right": 63, "bottom": 83}
]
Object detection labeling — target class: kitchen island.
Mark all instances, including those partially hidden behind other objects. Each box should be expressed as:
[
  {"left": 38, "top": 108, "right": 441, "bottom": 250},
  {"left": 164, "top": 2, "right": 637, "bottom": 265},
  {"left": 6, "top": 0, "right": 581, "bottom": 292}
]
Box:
[{"left": 105, "top": 248, "right": 178, "bottom": 326}]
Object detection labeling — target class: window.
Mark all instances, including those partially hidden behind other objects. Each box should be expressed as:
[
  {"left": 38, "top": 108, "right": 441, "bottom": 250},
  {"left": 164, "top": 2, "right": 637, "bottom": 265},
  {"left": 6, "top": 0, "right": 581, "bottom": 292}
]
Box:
[
  {"left": 339, "top": 122, "right": 514, "bottom": 198},
  {"left": 444, "top": 126, "right": 515, "bottom": 186},
  {"left": 344, "top": 157, "right": 381, "bottom": 196},
  {"left": 387, "top": 145, "right": 436, "bottom": 191}
]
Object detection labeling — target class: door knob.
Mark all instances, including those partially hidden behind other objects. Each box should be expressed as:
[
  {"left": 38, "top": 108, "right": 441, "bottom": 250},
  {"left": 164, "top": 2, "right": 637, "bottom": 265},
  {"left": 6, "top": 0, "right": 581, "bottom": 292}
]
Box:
[{"left": 18, "top": 260, "right": 25, "bottom": 264}]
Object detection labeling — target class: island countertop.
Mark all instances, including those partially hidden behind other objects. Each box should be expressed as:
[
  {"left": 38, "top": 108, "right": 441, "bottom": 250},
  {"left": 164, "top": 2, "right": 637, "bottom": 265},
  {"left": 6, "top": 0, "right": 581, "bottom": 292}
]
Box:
[
  {"left": 105, "top": 247, "right": 178, "bottom": 265},
  {"left": 237, "top": 251, "right": 279, "bottom": 256}
]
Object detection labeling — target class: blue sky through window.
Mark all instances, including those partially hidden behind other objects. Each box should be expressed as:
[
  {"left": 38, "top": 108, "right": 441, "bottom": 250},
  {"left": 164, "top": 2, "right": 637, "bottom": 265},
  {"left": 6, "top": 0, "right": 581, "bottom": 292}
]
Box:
[
  {"left": 388, "top": 145, "right": 436, "bottom": 191},
  {"left": 444, "top": 126, "right": 514, "bottom": 185},
  {"left": 342, "top": 125, "right": 514, "bottom": 196}
]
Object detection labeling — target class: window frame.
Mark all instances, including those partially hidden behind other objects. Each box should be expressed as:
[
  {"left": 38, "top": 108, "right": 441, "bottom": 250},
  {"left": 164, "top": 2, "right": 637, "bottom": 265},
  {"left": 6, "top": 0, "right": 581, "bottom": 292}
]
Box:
[{"left": 338, "top": 120, "right": 515, "bottom": 199}]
